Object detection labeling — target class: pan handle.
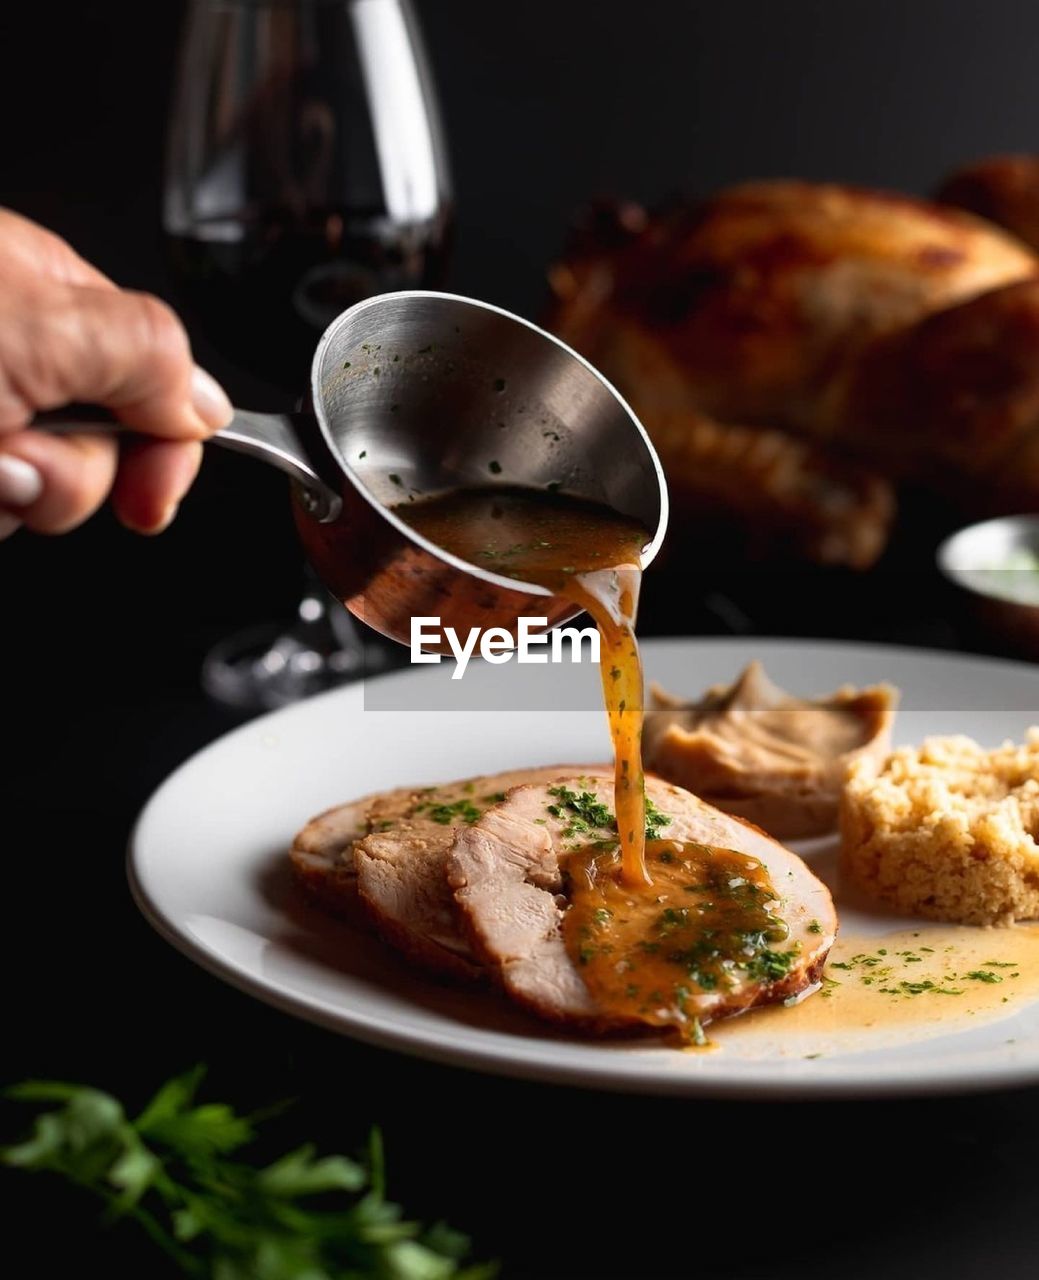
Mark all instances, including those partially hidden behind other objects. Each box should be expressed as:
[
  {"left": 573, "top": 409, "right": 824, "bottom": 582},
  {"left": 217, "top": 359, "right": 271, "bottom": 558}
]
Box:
[{"left": 33, "top": 406, "right": 342, "bottom": 522}]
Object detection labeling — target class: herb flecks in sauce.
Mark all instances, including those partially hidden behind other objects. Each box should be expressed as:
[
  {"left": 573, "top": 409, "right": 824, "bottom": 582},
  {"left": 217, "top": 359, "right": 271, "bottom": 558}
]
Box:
[
  {"left": 822, "top": 943, "right": 1025, "bottom": 1000},
  {"left": 714, "top": 924, "right": 1039, "bottom": 1056},
  {"left": 562, "top": 839, "right": 797, "bottom": 1043},
  {"left": 392, "top": 485, "right": 652, "bottom": 884}
]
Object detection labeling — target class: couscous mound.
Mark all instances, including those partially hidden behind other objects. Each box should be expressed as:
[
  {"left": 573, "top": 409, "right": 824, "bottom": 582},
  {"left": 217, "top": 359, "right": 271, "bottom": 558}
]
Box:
[{"left": 840, "top": 732, "right": 1039, "bottom": 925}]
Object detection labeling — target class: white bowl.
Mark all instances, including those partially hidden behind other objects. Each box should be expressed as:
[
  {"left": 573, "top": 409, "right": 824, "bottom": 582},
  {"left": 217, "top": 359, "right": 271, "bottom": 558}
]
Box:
[{"left": 937, "top": 515, "right": 1039, "bottom": 655}]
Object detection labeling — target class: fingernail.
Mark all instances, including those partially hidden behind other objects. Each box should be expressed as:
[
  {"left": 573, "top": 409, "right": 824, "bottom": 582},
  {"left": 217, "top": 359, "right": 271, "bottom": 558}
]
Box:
[
  {"left": 151, "top": 501, "right": 179, "bottom": 534},
  {"left": 124, "top": 501, "right": 178, "bottom": 536},
  {"left": 190, "top": 365, "right": 233, "bottom": 430},
  {"left": 0, "top": 454, "right": 43, "bottom": 507},
  {"left": 0, "top": 510, "right": 22, "bottom": 540}
]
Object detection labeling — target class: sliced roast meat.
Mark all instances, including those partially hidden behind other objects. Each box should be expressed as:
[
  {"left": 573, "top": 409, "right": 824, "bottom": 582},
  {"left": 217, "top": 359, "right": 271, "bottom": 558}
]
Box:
[
  {"left": 289, "top": 796, "right": 370, "bottom": 918},
  {"left": 355, "top": 765, "right": 609, "bottom": 982},
  {"left": 447, "top": 774, "right": 837, "bottom": 1032}
]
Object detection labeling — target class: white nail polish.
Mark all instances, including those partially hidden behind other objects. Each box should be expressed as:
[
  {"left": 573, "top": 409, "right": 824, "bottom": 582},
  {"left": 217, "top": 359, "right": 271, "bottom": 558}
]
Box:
[
  {"left": 0, "top": 511, "right": 23, "bottom": 540},
  {"left": 190, "top": 365, "right": 233, "bottom": 430},
  {"left": 0, "top": 455, "right": 43, "bottom": 507}
]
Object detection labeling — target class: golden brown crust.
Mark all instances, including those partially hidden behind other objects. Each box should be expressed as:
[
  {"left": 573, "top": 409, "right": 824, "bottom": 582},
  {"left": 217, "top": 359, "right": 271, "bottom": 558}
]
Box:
[
  {"left": 646, "top": 408, "right": 895, "bottom": 567},
  {"left": 838, "top": 278, "right": 1039, "bottom": 484},
  {"left": 545, "top": 179, "right": 1039, "bottom": 564},
  {"left": 938, "top": 155, "right": 1039, "bottom": 254},
  {"left": 548, "top": 180, "right": 1037, "bottom": 431}
]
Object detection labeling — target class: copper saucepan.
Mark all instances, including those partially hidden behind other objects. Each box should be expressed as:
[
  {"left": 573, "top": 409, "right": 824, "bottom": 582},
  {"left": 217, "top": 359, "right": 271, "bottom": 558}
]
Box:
[{"left": 39, "top": 290, "right": 669, "bottom": 651}]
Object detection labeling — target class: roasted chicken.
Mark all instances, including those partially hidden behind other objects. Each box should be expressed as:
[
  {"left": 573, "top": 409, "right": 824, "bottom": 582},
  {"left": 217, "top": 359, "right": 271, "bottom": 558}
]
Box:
[{"left": 545, "top": 175, "right": 1039, "bottom": 565}]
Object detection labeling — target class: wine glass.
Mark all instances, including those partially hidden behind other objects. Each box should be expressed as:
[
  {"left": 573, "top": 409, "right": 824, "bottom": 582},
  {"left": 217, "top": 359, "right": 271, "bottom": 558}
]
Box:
[{"left": 163, "top": 0, "right": 453, "bottom": 711}]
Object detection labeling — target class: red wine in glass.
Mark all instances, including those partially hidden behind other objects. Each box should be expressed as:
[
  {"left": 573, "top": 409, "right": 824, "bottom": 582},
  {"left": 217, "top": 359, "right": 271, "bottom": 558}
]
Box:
[
  {"left": 166, "top": 205, "right": 451, "bottom": 395},
  {"left": 163, "top": 0, "right": 453, "bottom": 708}
]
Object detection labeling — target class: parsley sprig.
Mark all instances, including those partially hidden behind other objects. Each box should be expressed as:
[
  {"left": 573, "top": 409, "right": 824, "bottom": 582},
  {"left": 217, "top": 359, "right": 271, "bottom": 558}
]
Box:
[{"left": 2, "top": 1067, "right": 495, "bottom": 1280}]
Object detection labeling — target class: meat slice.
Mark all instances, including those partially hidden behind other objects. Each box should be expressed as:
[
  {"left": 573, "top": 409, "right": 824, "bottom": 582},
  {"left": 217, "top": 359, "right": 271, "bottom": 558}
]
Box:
[
  {"left": 355, "top": 765, "right": 608, "bottom": 982},
  {"left": 447, "top": 775, "right": 836, "bottom": 1032},
  {"left": 289, "top": 796, "right": 373, "bottom": 918}
]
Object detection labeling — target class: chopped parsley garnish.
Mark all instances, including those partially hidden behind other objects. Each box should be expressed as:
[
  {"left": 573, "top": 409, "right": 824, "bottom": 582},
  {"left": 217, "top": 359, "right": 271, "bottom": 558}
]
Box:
[
  {"left": 644, "top": 796, "right": 671, "bottom": 840},
  {"left": 415, "top": 797, "right": 483, "bottom": 825},
  {"left": 746, "top": 948, "right": 799, "bottom": 983},
  {"left": 545, "top": 785, "right": 671, "bottom": 842},
  {"left": 547, "top": 785, "right": 615, "bottom": 834}
]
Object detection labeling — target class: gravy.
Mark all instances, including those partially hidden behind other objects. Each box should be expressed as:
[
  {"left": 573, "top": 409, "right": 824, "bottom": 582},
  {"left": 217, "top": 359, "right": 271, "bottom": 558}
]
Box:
[
  {"left": 393, "top": 486, "right": 652, "bottom": 885},
  {"left": 564, "top": 838, "right": 789, "bottom": 1043},
  {"left": 716, "top": 923, "right": 1039, "bottom": 1057}
]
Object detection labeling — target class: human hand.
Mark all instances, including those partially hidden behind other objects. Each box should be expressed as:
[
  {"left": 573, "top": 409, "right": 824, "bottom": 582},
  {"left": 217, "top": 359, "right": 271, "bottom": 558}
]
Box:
[{"left": 0, "top": 208, "right": 232, "bottom": 540}]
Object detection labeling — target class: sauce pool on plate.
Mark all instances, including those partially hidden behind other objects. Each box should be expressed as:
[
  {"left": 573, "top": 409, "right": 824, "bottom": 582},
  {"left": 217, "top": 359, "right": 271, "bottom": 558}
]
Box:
[{"left": 715, "top": 923, "right": 1039, "bottom": 1057}]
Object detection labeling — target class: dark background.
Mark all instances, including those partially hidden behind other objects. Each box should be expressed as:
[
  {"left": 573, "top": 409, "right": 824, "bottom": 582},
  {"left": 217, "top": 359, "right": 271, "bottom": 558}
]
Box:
[{"left": 2, "top": 2, "right": 1039, "bottom": 1277}]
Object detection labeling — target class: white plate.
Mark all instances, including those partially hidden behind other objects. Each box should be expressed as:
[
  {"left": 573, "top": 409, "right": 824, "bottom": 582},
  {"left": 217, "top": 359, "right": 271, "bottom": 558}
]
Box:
[{"left": 129, "top": 638, "right": 1039, "bottom": 1098}]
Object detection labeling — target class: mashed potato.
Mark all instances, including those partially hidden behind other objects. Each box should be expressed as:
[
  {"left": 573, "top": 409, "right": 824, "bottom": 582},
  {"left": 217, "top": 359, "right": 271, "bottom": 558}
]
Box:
[{"left": 840, "top": 732, "right": 1039, "bottom": 925}]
